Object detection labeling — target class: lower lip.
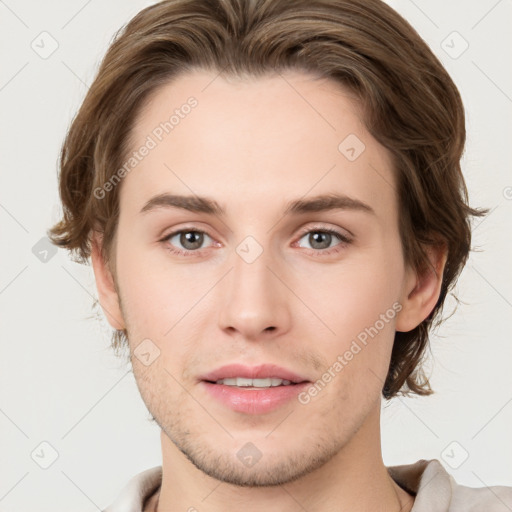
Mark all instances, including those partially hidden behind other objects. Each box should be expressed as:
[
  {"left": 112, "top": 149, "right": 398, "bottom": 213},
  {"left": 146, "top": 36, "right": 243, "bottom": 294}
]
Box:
[{"left": 200, "top": 381, "right": 310, "bottom": 414}]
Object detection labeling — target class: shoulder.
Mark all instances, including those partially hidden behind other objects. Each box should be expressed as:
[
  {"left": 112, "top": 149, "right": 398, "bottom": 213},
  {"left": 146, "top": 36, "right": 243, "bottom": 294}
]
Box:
[
  {"left": 102, "top": 466, "right": 162, "bottom": 512},
  {"left": 450, "top": 474, "right": 512, "bottom": 511},
  {"left": 388, "top": 459, "right": 512, "bottom": 511},
  {"left": 421, "top": 459, "right": 512, "bottom": 511}
]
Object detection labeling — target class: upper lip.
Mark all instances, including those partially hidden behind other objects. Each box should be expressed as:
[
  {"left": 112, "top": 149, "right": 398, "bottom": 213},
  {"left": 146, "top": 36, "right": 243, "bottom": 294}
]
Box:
[{"left": 200, "top": 364, "right": 310, "bottom": 384}]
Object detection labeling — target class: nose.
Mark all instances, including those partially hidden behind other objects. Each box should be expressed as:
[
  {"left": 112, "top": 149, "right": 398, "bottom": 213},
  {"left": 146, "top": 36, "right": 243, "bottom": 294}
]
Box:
[{"left": 217, "top": 243, "right": 292, "bottom": 341}]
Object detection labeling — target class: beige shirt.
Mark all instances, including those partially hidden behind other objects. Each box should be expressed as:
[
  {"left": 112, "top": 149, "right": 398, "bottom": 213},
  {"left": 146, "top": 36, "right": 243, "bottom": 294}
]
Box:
[{"left": 103, "top": 459, "right": 512, "bottom": 511}]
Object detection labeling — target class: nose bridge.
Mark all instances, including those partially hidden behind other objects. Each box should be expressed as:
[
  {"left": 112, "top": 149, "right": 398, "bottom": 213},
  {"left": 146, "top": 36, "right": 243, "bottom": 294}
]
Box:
[{"left": 217, "top": 235, "right": 290, "bottom": 338}]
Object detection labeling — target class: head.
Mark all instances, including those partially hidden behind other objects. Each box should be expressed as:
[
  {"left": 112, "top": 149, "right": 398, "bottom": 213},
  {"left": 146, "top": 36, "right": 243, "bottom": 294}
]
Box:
[{"left": 48, "top": 0, "right": 485, "bottom": 486}]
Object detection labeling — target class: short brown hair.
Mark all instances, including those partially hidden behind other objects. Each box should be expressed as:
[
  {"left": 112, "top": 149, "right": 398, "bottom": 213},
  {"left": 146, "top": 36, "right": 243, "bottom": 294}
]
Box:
[{"left": 48, "top": 0, "right": 486, "bottom": 399}]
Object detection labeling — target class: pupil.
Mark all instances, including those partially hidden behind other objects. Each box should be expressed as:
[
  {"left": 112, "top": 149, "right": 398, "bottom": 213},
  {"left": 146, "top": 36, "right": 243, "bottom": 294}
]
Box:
[
  {"left": 181, "top": 231, "right": 203, "bottom": 250},
  {"left": 310, "top": 232, "right": 331, "bottom": 249}
]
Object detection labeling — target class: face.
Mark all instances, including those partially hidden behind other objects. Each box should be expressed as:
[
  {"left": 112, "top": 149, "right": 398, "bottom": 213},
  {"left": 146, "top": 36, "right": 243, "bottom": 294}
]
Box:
[{"left": 97, "top": 70, "right": 420, "bottom": 486}]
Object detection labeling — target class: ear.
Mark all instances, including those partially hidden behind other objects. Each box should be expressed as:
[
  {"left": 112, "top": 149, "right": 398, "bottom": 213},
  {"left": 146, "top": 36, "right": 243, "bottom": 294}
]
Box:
[
  {"left": 90, "top": 231, "right": 126, "bottom": 330},
  {"left": 395, "top": 243, "right": 448, "bottom": 333}
]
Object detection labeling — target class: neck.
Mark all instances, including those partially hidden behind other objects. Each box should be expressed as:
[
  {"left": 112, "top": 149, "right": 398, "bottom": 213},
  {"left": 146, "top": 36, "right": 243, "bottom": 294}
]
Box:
[{"left": 148, "top": 403, "right": 414, "bottom": 512}]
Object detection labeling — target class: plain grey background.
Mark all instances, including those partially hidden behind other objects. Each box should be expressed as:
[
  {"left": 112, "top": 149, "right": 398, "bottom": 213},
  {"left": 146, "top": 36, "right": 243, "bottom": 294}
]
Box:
[{"left": 0, "top": 0, "right": 511, "bottom": 510}]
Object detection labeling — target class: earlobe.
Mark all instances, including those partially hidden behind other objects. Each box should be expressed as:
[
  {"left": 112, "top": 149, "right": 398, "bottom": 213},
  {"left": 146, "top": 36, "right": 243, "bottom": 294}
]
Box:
[
  {"left": 90, "top": 232, "right": 126, "bottom": 330},
  {"left": 395, "top": 244, "right": 448, "bottom": 333}
]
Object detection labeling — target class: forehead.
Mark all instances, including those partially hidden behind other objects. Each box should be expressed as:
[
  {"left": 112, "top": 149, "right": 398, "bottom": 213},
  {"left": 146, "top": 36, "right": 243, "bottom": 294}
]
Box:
[{"left": 120, "top": 69, "right": 396, "bottom": 220}]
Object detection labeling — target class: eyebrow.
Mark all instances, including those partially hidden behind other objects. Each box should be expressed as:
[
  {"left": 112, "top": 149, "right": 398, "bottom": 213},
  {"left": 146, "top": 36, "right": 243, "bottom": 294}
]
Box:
[{"left": 139, "top": 192, "right": 376, "bottom": 217}]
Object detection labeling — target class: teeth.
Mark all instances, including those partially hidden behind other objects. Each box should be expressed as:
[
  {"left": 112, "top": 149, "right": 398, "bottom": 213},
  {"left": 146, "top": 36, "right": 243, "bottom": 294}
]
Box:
[{"left": 216, "top": 377, "right": 292, "bottom": 387}]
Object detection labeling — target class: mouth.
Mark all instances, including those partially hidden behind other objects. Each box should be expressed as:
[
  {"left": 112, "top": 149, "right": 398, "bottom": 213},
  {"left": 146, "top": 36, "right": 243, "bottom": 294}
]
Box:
[
  {"left": 199, "top": 363, "right": 310, "bottom": 386},
  {"left": 199, "top": 364, "right": 311, "bottom": 414},
  {"left": 203, "top": 377, "right": 304, "bottom": 388}
]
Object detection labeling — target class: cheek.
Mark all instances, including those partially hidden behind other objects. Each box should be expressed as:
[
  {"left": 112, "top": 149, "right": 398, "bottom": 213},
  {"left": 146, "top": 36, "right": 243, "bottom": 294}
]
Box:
[
  {"left": 115, "top": 236, "right": 214, "bottom": 353},
  {"left": 288, "top": 248, "right": 403, "bottom": 392},
  {"left": 293, "top": 252, "right": 402, "bottom": 336},
  {"left": 116, "top": 221, "right": 404, "bottom": 355},
  {"left": 115, "top": 237, "right": 172, "bottom": 335}
]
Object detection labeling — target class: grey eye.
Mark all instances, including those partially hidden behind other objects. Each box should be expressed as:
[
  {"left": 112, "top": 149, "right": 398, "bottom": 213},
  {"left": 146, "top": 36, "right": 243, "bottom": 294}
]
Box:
[
  {"left": 298, "top": 231, "right": 339, "bottom": 250},
  {"left": 168, "top": 230, "right": 212, "bottom": 251}
]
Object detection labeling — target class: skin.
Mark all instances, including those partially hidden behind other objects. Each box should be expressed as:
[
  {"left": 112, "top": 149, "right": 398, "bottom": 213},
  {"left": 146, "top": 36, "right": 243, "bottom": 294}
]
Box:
[{"left": 91, "top": 70, "right": 446, "bottom": 512}]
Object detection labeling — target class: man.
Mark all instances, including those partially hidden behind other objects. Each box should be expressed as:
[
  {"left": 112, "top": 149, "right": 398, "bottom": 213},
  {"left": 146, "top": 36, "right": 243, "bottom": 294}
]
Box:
[{"left": 48, "top": 0, "right": 512, "bottom": 510}]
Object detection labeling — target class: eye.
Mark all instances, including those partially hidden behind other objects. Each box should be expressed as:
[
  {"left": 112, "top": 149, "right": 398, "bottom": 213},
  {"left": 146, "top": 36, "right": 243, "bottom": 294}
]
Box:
[
  {"left": 160, "top": 226, "right": 352, "bottom": 258},
  {"left": 161, "top": 228, "right": 215, "bottom": 256},
  {"left": 295, "top": 227, "right": 352, "bottom": 255}
]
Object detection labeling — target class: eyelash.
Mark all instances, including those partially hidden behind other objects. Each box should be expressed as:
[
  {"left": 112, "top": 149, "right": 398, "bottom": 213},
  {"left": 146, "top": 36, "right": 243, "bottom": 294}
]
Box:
[{"left": 159, "top": 225, "right": 352, "bottom": 258}]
